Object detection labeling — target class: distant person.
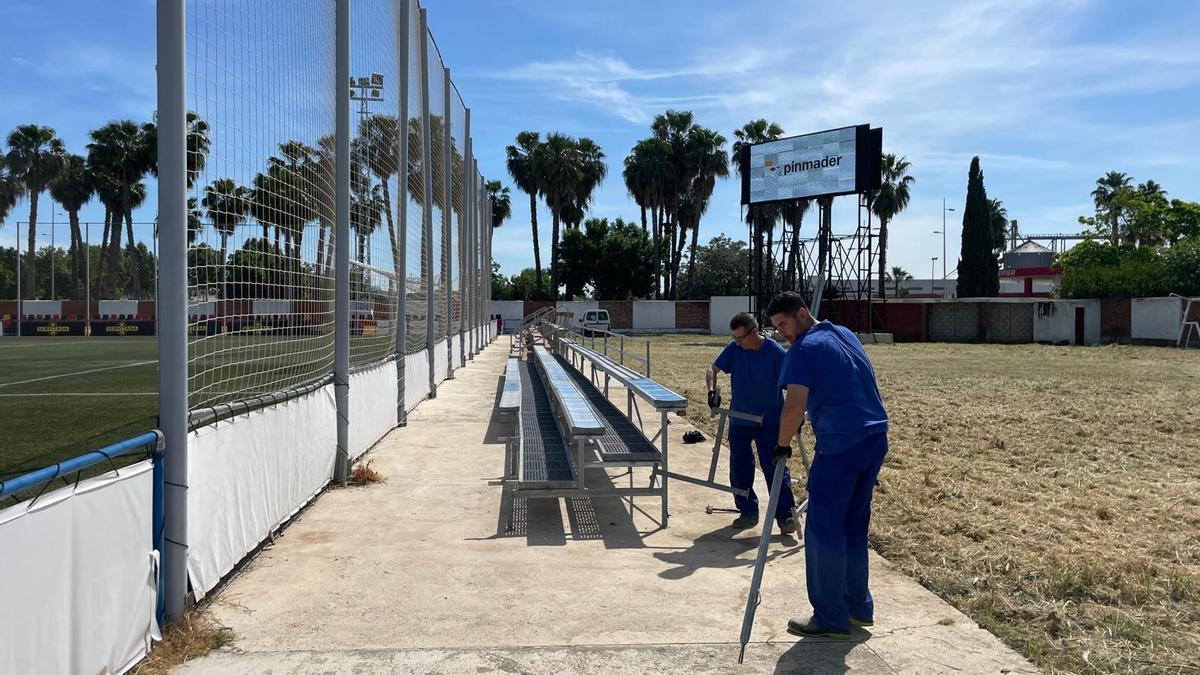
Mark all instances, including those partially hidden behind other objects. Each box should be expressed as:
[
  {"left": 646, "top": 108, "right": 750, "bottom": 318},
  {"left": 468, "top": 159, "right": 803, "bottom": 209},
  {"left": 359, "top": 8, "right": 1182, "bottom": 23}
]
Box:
[
  {"left": 705, "top": 312, "right": 797, "bottom": 534},
  {"left": 768, "top": 291, "right": 889, "bottom": 641}
]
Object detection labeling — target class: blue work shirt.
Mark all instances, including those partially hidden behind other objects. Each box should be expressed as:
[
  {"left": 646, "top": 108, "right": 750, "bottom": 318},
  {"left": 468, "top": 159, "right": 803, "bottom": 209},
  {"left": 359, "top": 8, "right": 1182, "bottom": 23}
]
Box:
[
  {"left": 778, "top": 321, "right": 888, "bottom": 454},
  {"left": 713, "top": 337, "right": 787, "bottom": 427}
]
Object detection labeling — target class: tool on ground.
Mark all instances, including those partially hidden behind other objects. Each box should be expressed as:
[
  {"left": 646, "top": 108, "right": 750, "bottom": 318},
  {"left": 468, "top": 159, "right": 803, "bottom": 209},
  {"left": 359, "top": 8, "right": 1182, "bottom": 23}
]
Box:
[
  {"left": 737, "top": 441, "right": 794, "bottom": 664},
  {"left": 705, "top": 505, "right": 740, "bottom": 515}
]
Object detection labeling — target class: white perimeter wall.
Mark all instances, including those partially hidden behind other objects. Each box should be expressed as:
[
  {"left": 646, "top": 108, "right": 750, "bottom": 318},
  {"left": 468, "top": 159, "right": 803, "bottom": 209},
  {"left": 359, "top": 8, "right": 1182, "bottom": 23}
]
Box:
[
  {"left": 1032, "top": 300, "right": 1100, "bottom": 345},
  {"left": 0, "top": 461, "right": 158, "bottom": 675},
  {"left": 632, "top": 301, "right": 675, "bottom": 331},
  {"left": 405, "top": 349, "right": 430, "bottom": 411},
  {"left": 1132, "top": 297, "right": 1185, "bottom": 342},
  {"left": 710, "top": 296, "right": 754, "bottom": 335},
  {"left": 491, "top": 300, "right": 524, "bottom": 326}
]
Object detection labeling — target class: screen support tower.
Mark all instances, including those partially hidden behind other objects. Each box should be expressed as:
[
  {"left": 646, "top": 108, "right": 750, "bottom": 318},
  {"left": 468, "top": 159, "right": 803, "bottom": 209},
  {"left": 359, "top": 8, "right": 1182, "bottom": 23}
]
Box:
[{"left": 748, "top": 195, "right": 880, "bottom": 333}]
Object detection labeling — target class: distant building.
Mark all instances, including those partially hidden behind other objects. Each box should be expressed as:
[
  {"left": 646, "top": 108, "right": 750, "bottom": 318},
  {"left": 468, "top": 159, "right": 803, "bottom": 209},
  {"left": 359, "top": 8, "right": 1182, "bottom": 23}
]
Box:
[{"left": 1000, "top": 240, "right": 1061, "bottom": 296}]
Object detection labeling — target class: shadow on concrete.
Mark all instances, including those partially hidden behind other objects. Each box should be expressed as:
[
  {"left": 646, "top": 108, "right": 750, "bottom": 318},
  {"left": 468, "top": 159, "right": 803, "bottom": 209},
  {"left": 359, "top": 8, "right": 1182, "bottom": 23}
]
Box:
[
  {"left": 773, "top": 637, "right": 860, "bottom": 674},
  {"left": 482, "top": 376, "right": 511, "bottom": 447},
  {"left": 652, "top": 526, "right": 801, "bottom": 580}
]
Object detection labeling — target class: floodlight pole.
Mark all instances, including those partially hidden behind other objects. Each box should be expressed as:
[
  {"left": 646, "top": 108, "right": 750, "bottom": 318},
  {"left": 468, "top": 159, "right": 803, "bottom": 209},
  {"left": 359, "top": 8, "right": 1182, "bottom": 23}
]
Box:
[{"left": 157, "top": 0, "right": 190, "bottom": 621}]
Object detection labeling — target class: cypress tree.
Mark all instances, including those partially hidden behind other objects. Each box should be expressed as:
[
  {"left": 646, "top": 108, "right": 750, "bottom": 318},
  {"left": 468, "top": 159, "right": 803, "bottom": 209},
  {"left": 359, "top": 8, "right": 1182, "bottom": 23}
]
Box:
[{"left": 957, "top": 156, "right": 999, "bottom": 297}]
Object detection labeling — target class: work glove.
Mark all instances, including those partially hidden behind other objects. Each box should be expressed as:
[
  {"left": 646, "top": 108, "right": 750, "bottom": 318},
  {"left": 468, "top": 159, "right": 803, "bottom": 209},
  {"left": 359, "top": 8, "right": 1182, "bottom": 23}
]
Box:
[
  {"left": 773, "top": 444, "right": 792, "bottom": 463},
  {"left": 707, "top": 389, "right": 721, "bottom": 409}
]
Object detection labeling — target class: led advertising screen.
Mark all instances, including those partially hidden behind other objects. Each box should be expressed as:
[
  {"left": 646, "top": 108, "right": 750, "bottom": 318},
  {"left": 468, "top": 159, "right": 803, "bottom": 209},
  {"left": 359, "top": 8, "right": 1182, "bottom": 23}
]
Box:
[{"left": 740, "top": 124, "right": 881, "bottom": 205}]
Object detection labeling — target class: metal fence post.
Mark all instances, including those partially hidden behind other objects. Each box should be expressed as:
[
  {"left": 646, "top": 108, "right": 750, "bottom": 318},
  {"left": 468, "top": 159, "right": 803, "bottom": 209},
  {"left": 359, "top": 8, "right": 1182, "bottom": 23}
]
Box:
[
  {"left": 461, "top": 108, "right": 470, "bottom": 365},
  {"left": 442, "top": 67, "right": 453, "bottom": 380},
  {"left": 333, "top": 0, "right": 351, "bottom": 484},
  {"left": 395, "top": 0, "right": 410, "bottom": 425},
  {"left": 420, "top": 8, "right": 436, "bottom": 398},
  {"left": 156, "top": 0, "right": 189, "bottom": 621}
]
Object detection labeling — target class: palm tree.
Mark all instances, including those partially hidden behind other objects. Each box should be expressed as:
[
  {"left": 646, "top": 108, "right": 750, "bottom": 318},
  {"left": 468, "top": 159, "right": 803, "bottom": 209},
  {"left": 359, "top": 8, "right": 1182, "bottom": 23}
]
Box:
[
  {"left": 781, "top": 198, "right": 812, "bottom": 291},
  {"left": 485, "top": 180, "right": 511, "bottom": 229},
  {"left": 87, "top": 121, "right": 154, "bottom": 297},
  {"left": 6, "top": 124, "right": 66, "bottom": 297},
  {"left": 988, "top": 198, "right": 1008, "bottom": 255},
  {"left": 565, "top": 137, "right": 606, "bottom": 229},
  {"left": 732, "top": 119, "right": 785, "bottom": 300},
  {"left": 1091, "top": 171, "right": 1132, "bottom": 245},
  {"left": 626, "top": 137, "right": 673, "bottom": 297},
  {"left": 535, "top": 132, "right": 582, "bottom": 301},
  {"left": 867, "top": 153, "right": 915, "bottom": 299},
  {"left": 886, "top": 266, "right": 912, "bottom": 296},
  {"left": 359, "top": 115, "right": 401, "bottom": 274},
  {"left": 622, "top": 146, "right": 652, "bottom": 233},
  {"left": 49, "top": 154, "right": 95, "bottom": 297},
  {"left": 505, "top": 131, "right": 543, "bottom": 294},
  {"left": 202, "top": 178, "right": 250, "bottom": 266},
  {"left": 0, "top": 149, "right": 28, "bottom": 238},
  {"left": 682, "top": 125, "right": 728, "bottom": 291}
]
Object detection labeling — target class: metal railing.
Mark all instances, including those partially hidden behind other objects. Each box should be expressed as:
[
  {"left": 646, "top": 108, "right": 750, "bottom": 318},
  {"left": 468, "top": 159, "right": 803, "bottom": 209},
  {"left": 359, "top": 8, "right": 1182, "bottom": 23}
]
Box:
[{"left": 544, "top": 321, "right": 651, "bottom": 378}]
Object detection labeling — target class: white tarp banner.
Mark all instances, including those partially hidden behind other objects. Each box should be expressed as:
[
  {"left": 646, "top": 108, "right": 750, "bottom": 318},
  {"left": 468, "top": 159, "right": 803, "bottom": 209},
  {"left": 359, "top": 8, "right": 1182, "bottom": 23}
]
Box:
[
  {"left": 0, "top": 460, "right": 158, "bottom": 675},
  {"left": 405, "top": 349, "right": 430, "bottom": 412},
  {"left": 433, "top": 338, "right": 449, "bottom": 385},
  {"left": 350, "top": 361, "right": 398, "bottom": 460},
  {"left": 451, "top": 334, "right": 464, "bottom": 369},
  {"left": 187, "top": 386, "right": 336, "bottom": 598}
]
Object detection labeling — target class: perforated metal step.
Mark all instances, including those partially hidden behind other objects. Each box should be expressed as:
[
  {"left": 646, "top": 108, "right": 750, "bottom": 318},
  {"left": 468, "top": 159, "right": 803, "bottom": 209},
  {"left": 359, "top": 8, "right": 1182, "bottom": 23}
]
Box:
[
  {"left": 560, "top": 357, "right": 662, "bottom": 465},
  {"left": 518, "top": 361, "right": 576, "bottom": 487}
]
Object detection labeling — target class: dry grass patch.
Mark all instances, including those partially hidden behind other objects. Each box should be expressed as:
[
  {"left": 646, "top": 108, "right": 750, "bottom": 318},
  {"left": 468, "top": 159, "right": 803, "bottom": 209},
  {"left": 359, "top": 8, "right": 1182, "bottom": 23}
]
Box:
[
  {"left": 133, "top": 611, "right": 232, "bottom": 675},
  {"left": 349, "top": 459, "right": 386, "bottom": 486},
  {"left": 648, "top": 335, "right": 1200, "bottom": 674}
]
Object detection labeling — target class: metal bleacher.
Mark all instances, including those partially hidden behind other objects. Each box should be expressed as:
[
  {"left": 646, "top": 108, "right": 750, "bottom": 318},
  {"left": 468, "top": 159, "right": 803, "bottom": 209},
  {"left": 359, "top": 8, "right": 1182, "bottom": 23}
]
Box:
[{"left": 500, "top": 314, "right": 686, "bottom": 529}]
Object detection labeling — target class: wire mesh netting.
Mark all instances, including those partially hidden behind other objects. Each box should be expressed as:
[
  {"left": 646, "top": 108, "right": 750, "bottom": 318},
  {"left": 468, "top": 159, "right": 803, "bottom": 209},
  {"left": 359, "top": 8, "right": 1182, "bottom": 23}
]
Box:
[
  {"left": 426, "top": 34, "right": 446, "bottom": 343},
  {"left": 348, "top": 0, "right": 402, "bottom": 370},
  {"left": 450, "top": 87, "right": 466, "bottom": 335},
  {"left": 179, "top": 0, "right": 488, "bottom": 418},
  {"left": 404, "top": 0, "right": 426, "bottom": 354},
  {"left": 186, "top": 1, "right": 338, "bottom": 411}
]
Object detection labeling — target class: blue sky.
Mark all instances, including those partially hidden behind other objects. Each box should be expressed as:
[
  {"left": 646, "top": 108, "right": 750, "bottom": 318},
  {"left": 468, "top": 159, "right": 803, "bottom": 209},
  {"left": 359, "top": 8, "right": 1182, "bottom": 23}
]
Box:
[{"left": 3, "top": 0, "right": 1199, "bottom": 280}]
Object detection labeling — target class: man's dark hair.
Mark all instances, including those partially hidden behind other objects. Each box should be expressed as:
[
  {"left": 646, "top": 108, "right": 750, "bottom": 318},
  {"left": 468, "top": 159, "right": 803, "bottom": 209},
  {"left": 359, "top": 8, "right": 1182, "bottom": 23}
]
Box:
[
  {"left": 766, "top": 292, "right": 809, "bottom": 317},
  {"left": 729, "top": 312, "right": 758, "bottom": 332}
]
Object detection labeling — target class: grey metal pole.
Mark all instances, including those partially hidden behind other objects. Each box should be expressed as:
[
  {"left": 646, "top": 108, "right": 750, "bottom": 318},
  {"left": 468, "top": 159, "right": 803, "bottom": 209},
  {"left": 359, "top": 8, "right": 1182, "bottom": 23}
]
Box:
[
  {"left": 85, "top": 222, "right": 91, "bottom": 332},
  {"left": 442, "top": 67, "right": 453, "bottom": 380},
  {"left": 461, "top": 109, "right": 470, "bottom": 365},
  {"left": 420, "top": 9, "right": 435, "bottom": 398},
  {"left": 395, "top": 0, "right": 410, "bottom": 425},
  {"left": 333, "top": 0, "right": 351, "bottom": 484},
  {"left": 51, "top": 211, "right": 55, "bottom": 301},
  {"left": 15, "top": 220, "right": 21, "bottom": 337},
  {"left": 157, "top": 0, "right": 189, "bottom": 621}
]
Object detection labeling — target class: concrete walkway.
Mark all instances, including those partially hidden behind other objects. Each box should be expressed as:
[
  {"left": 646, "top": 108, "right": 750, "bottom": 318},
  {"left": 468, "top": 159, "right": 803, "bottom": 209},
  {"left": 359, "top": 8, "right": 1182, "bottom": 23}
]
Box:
[{"left": 179, "top": 340, "right": 1035, "bottom": 674}]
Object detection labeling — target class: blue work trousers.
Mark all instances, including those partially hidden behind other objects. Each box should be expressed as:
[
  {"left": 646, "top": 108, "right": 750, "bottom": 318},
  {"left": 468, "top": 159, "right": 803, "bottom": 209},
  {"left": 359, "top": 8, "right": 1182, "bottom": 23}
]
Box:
[
  {"left": 804, "top": 432, "right": 888, "bottom": 633},
  {"left": 729, "top": 423, "right": 796, "bottom": 524}
]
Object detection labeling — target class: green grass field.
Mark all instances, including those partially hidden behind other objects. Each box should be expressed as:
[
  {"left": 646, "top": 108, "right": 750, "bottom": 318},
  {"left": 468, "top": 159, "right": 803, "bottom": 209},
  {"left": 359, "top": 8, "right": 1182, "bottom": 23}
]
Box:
[
  {"left": 0, "top": 337, "right": 159, "bottom": 481},
  {"left": 0, "top": 331, "right": 414, "bottom": 482}
]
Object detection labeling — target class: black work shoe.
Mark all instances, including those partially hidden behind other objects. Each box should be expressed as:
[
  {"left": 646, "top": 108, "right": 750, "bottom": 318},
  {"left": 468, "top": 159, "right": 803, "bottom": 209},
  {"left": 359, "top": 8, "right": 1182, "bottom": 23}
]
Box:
[
  {"left": 731, "top": 514, "right": 759, "bottom": 529},
  {"left": 779, "top": 517, "right": 797, "bottom": 534},
  {"left": 787, "top": 617, "right": 850, "bottom": 640},
  {"left": 849, "top": 616, "right": 874, "bottom": 627}
]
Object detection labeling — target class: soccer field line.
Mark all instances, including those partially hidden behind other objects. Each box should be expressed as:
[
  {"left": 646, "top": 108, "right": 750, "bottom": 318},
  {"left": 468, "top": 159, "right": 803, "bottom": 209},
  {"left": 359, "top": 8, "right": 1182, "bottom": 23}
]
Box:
[
  {"left": 0, "top": 360, "right": 158, "bottom": 389},
  {"left": 0, "top": 339, "right": 107, "bottom": 349},
  {"left": 0, "top": 392, "right": 158, "bottom": 397}
]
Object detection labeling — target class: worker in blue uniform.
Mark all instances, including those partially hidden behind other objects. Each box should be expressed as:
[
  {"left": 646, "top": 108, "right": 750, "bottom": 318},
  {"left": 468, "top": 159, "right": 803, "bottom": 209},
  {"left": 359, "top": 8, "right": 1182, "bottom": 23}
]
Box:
[
  {"left": 706, "top": 312, "right": 797, "bottom": 534},
  {"left": 767, "top": 292, "right": 889, "bottom": 640}
]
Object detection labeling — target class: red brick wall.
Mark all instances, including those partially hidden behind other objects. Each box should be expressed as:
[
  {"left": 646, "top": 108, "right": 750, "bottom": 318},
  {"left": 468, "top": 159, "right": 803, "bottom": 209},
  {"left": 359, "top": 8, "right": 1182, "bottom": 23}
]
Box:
[
  {"left": 523, "top": 300, "right": 554, "bottom": 317},
  {"left": 598, "top": 300, "right": 632, "bottom": 329},
  {"left": 877, "top": 303, "right": 927, "bottom": 342},
  {"left": 674, "top": 301, "right": 709, "bottom": 329}
]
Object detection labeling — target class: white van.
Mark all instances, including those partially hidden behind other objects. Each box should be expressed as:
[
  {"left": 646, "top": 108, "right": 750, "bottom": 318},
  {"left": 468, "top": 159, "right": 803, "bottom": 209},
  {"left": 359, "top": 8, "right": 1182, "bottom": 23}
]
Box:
[{"left": 573, "top": 309, "right": 610, "bottom": 336}]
